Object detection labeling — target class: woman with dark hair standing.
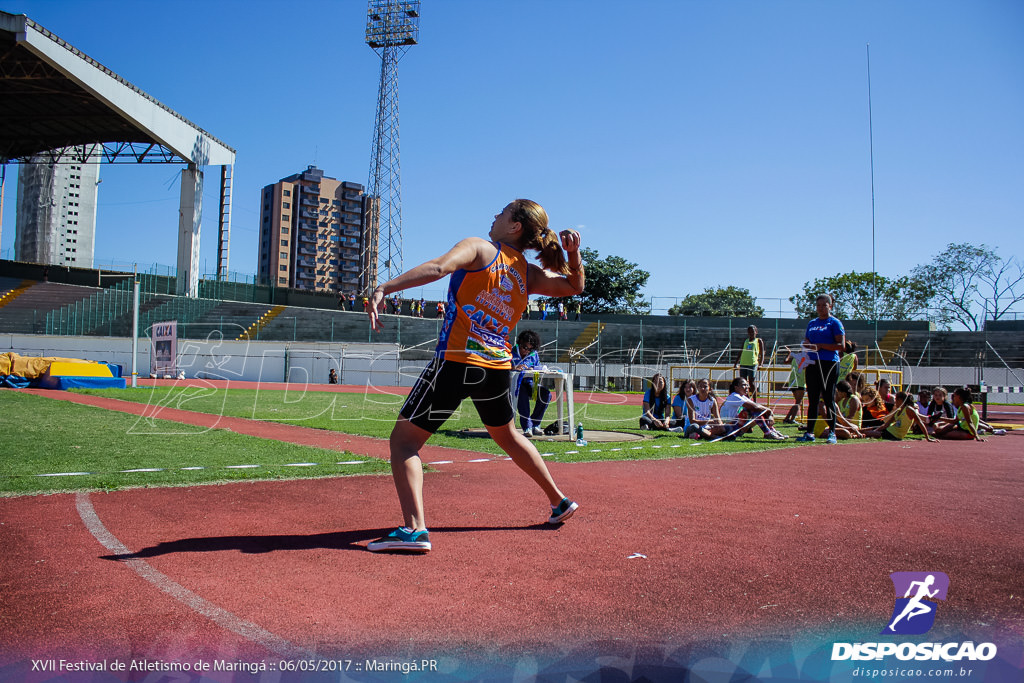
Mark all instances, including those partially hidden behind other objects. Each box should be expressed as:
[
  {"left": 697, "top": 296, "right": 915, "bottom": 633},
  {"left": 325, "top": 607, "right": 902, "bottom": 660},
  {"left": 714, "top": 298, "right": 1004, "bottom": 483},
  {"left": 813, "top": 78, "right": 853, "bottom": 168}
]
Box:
[
  {"left": 366, "top": 199, "right": 584, "bottom": 552},
  {"left": 796, "top": 294, "right": 846, "bottom": 445}
]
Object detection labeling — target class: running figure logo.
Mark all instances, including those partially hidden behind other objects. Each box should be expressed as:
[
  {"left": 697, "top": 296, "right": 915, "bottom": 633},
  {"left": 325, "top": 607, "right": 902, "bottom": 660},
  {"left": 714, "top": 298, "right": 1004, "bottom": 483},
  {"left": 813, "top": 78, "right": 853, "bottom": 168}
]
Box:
[{"left": 882, "top": 572, "right": 949, "bottom": 635}]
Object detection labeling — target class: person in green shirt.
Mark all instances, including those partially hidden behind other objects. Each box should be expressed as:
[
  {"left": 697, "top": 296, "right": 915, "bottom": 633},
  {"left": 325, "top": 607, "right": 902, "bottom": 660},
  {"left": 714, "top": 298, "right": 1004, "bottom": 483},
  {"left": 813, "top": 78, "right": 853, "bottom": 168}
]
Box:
[
  {"left": 734, "top": 325, "right": 764, "bottom": 401},
  {"left": 862, "top": 392, "right": 937, "bottom": 442},
  {"left": 933, "top": 387, "right": 986, "bottom": 441},
  {"left": 837, "top": 341, "right": 858, "bottom": 382}
]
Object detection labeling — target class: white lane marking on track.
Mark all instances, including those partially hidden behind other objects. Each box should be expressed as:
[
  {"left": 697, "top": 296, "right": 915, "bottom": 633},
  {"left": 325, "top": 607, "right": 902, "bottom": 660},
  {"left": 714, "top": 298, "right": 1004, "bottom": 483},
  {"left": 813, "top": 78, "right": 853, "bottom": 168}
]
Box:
[
  {"left": 37, "top": 472, "right": 92, "bottom": 477},
  {"left": 75, "top": 492, "right": 309, "bottom": 658}
]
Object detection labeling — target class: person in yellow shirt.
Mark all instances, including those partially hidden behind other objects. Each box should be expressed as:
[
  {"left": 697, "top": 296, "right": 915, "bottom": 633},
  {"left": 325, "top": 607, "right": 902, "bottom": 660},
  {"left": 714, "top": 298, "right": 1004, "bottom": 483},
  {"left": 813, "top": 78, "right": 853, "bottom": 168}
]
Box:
[
  {"left": 809, "top": 379, "right": 864, "bottom": 439},
  {"left": 837, "top": 341, "right": 858, "bottom": 382},
  {"left": 862, "top": 392, "right": 937, "bottom": 442},
  {"left": 933, "top": 387, "right": 986, "bottom": 441},
  {"left": 734, "top": 325, "right": 764, "bottom": 401}
]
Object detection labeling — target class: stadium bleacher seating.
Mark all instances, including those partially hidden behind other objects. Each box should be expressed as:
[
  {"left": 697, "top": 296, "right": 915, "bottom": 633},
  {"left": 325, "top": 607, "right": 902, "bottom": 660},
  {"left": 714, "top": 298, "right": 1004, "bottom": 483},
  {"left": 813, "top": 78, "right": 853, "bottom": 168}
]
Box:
[{"left": 3, "top": 268, "right": 1020, "bottom": 369}]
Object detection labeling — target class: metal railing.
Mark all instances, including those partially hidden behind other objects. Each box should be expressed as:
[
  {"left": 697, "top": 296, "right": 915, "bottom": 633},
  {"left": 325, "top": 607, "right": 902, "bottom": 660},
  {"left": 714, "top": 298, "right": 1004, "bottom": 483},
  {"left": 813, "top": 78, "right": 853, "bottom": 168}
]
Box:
[{"left": 45, "top": 278, "right": 158, "bottom": 336}]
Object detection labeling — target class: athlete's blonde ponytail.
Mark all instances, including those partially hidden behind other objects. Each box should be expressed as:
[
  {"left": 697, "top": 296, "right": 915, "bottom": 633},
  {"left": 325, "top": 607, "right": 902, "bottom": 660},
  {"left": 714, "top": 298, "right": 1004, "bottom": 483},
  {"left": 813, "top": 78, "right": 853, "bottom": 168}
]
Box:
[
  {"left": 510, "top": 198, "right": 570, "bottom": 274},
  {"left": 534, "top": 226, "right": 569, "bottom": 274}
]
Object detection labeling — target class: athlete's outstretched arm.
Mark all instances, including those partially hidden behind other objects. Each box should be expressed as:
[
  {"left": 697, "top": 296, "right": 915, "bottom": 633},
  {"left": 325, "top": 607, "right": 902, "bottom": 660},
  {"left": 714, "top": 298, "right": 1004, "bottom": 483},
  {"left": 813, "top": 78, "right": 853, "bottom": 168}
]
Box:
[{"left": 368, "top": 238, "right": 491, "bottom": 331}]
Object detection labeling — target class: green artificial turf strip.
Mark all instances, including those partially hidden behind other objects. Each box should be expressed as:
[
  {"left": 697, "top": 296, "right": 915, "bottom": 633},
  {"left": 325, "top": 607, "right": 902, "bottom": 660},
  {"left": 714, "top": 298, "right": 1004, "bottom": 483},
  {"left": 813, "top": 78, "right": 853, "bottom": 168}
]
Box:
[{"left": 0, "top": 392, "right": 389, "bottom": 495}]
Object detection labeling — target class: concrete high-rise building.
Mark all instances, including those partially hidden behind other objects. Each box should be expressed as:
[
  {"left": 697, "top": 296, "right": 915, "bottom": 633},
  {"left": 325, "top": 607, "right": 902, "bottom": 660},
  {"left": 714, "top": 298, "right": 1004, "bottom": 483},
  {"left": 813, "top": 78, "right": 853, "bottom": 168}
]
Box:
[
  {"left": 14, "top": 145, "right": 100, "bottom": 268},
  {"left": 257, "top": 165, "right": 374, "bottom": 295}
]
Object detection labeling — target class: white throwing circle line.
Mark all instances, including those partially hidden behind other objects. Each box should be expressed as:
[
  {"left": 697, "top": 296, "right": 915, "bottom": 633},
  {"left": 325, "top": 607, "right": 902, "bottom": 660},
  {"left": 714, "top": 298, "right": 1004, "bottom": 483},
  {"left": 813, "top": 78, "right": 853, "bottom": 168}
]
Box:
[{"left": 75, "top": 492, "right": 309, "bottom": 659}]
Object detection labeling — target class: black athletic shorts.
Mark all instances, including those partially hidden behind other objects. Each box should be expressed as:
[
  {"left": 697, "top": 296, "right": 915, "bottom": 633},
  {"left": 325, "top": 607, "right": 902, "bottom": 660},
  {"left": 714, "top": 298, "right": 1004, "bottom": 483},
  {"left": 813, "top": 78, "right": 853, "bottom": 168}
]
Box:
[{"left": 400, "top": 357, "right": 515, "bottom": 433}]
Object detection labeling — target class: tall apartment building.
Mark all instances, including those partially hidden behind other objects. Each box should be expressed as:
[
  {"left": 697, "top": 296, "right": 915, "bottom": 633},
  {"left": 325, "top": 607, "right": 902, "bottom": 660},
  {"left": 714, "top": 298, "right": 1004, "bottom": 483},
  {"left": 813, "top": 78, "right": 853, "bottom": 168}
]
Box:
[
  {"left": 14, "top": 146, "right": 100, "bottom": 268},
  {"left": 257, "top": 165, "right": 374, "bottom": 295}
]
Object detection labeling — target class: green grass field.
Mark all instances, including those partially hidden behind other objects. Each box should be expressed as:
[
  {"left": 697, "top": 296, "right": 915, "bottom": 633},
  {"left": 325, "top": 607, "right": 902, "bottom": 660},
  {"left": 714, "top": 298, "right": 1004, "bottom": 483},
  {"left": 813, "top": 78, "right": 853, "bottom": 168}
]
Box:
[
  {"left": 0, "top": 392, "right": 389, "bottom": 496},
  {"left": 70, "top": 385, "right": 810, "bottom": 458},
  {"left": 1, "top": 386, "right": 940, "bottom": 496}
]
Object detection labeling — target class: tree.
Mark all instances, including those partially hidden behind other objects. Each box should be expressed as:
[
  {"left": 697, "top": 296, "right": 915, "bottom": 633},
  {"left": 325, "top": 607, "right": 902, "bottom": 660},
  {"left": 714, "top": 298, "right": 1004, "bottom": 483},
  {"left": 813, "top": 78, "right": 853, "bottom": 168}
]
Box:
[
  {"left": 911, "top": 243, "right": 1024, "bottom": 331},
  {"left": 541, "top": 247, "right": 651, "bottom": 315},
  {"left": 668, "top": 286, "right": 764, "bottom": 317},
  {"left": 790, "top": 271, "right": 933, "bottom": 320}
]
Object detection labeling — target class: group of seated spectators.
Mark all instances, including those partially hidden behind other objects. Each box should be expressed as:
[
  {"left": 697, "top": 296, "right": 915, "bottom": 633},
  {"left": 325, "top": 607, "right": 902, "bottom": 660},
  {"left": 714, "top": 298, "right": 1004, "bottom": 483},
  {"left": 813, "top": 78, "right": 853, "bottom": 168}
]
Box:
[
  {"left": 640, "top": 373, "right": 787, "bottom": 441},
  {"left": 640, "top": 370, "right": 1005, "bottom": 443},
  {"left": 803, "top": 373, "right": 1005, "bottom": 442}
]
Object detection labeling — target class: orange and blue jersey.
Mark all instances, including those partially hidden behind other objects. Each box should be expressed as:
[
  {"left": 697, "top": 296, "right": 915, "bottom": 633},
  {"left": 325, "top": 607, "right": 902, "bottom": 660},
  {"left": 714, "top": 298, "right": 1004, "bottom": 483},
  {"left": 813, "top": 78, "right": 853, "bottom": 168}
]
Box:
[{"left": 436, "top": 242, "right": 529, "bottom": 369}]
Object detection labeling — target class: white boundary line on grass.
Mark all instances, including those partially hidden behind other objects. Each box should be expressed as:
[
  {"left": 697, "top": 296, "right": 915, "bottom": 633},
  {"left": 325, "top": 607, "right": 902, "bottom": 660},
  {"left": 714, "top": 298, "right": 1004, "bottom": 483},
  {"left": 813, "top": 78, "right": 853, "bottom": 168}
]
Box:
[
  {"left": 30, "top": 435, "right": 821, "bottom": 479},
  {"left": 31, "top": 462, "right": 370, "bottom": 478},
  {"left": 75, "top": 492, "right": 310, "bottom": 659}
]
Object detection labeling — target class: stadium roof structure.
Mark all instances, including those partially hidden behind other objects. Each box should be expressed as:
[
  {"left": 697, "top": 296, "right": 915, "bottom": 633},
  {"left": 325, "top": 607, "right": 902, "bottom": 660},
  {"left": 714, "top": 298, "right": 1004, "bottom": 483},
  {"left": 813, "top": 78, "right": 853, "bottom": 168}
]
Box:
[
  {"left": 0, "top": 11, "right": 234, "bottom": 165},
  {"left": 0, "top": 11, "right": 236, "bottom": 296}
]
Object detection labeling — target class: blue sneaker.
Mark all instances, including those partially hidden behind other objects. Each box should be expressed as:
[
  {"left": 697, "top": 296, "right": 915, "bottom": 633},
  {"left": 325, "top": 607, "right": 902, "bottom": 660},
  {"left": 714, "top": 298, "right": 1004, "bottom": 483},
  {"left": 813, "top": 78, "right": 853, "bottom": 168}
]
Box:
[
  {"left": 548, "top": 497, "right": 579, "bottom": 524},
  {"left": 826, "top": 431, "right": 838, "bottom": 445},
  {"left": 795, "top": 432, "right": 815, "bottom": 443},
  {"left": 367, "top": 527, "right": 431, "bottom": 553}
]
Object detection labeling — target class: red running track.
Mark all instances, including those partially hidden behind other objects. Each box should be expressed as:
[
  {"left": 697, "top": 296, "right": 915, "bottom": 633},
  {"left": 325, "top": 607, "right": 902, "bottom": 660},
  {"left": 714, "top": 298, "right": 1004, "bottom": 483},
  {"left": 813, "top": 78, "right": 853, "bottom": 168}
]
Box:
[{"left": 1, "top": 388, "right": 1022, "bottom": 681}]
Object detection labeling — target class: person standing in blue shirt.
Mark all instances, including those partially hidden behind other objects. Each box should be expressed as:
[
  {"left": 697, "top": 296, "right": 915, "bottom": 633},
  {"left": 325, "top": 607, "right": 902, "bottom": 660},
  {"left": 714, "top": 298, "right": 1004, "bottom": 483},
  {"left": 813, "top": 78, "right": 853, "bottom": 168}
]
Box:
[{"left": 796, "top": 294, "right": 846, "bottom": 444}]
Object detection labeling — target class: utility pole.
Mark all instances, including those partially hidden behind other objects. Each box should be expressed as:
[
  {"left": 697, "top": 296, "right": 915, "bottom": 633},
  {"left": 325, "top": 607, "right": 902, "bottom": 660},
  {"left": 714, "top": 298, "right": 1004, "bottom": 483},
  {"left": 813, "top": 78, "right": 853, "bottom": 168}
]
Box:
[{"left": 363, "top": 0, "right": 420, "bottom": 292}]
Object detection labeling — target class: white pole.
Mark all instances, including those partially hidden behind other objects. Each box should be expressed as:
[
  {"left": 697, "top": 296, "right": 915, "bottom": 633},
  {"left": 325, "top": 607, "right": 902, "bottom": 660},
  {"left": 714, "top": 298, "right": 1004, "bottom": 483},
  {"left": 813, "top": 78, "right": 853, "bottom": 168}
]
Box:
[{"left": 131, "top": 264, "right": 139, "bottom": 388}]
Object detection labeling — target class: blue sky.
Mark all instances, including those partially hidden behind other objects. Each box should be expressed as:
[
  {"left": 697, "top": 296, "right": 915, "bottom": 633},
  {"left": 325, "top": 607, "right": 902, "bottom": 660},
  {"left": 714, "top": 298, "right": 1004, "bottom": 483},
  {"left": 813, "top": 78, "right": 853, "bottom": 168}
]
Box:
[{"left": 1, "top": 0, "right": 1021, "bottom": 315}]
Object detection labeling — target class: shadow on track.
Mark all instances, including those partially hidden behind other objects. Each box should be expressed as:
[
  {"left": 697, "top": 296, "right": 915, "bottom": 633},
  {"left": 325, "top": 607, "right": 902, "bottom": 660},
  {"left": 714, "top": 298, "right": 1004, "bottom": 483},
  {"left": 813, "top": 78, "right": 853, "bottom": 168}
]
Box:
[{"left": 99, "top": 523, "right": 557, "bottom": 559}]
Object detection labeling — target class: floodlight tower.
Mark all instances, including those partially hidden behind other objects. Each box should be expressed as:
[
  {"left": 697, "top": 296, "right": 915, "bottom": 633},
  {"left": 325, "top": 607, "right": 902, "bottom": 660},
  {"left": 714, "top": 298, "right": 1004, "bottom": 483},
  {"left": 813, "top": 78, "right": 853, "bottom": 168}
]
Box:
[{"left": 363, "top": 0, "right": 420, "bottom": 292}]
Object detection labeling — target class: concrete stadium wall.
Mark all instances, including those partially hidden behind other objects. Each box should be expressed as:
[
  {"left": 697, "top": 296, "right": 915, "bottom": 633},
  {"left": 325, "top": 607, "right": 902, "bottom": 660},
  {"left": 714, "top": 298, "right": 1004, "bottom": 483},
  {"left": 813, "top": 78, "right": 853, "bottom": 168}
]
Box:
[
  {"left": 0, "top": 334, "right": 400, "bottom": 387},
  {"left": 4, "top": 334, "right": 1020, "bottom": 401}
]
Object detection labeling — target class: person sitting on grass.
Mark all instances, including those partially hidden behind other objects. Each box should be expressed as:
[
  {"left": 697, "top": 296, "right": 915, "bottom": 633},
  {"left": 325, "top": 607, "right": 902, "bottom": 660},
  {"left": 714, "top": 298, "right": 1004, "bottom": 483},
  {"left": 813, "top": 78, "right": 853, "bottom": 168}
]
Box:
[
  {"left": 877, "top": 378, "right": 896, "bottom": 412},
  {"left": 670, "top": 378, "right": 696, "bottom": 433},
  {"left": 916, "top": 388, "right": 933, "bottom": 419},
  {"left": 846, "top": 370, "right": 866, "bottom": 395},
  {"left": 911, "top": 387, "right": 938, "bottom": 435},
  {"left": 808, "top": 379, "right": 864, "bottom": 440},
  {"left": 861, "top": 391, "right": 937, "bottom": 442},
  {"left": 860, "top": 385, "right": 888, "bottom": 429},
  {"left": 640, "top": 372, "right": 677, "bottom": 431},
  {"left": 932, "top": 387, "right": 986, "bottom": 441},
  {"left": 720, "top": 377, "right": 787, "bottom": 441},
  {"left": 686, "top": 378, "right": 728, "bottom": 439},
  {"left": 837, "top": 380, "right": 864, "bottom": 435},
  {"left": 929, "top": 385, "right": 1006, "bottom": 436},
  {"left": 808, "top": 401, "right": 862, "bottom": 440}
]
